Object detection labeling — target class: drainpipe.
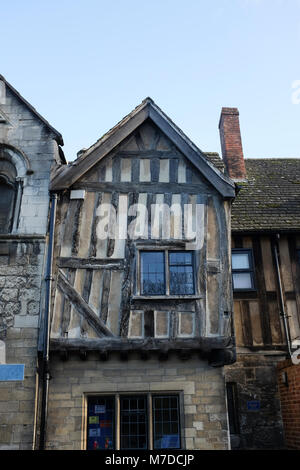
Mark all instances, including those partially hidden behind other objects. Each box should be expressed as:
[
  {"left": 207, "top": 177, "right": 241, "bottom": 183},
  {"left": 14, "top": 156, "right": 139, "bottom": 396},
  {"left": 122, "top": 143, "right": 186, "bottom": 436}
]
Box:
[
  {"left": 39, "top": 192, "right": 57, "bottom": 450},
  {"left": 273, "top": 234, "right": 292, "bottom": 358}
]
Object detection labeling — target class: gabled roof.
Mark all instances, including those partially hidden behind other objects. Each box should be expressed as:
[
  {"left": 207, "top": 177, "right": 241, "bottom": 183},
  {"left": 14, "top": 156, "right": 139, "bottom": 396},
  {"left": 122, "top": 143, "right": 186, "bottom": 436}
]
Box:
[
  {"left": 50, "top": 98, "right": 235, "bottom": 198},
  {"left": 232, "top": 158, "right": 300, "bottom": 232},
  {"left": 0, "top": 74, "right": 64, "bottom": 146}
]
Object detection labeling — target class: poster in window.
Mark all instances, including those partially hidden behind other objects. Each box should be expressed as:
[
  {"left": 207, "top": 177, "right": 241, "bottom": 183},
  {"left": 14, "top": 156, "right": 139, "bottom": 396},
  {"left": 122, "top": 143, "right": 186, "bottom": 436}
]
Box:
[
  {"left": 87, "top": 397, "right": 114, "bottom": 450},
  {"left": 95, "top": 405, "right": 106, "bottom": 414},
  {"left": 160, "top": 434, "right": 180, "bottom": 449},
  {"left": 89, "top": 428, "right": 101, "bottom": 437}
]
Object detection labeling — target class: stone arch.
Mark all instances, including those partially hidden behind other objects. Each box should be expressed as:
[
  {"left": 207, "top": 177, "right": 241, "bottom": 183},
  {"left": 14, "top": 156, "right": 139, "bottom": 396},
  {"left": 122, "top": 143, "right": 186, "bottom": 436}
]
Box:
[
  {"left": 0, "top": 143, "right": 30, "bottom": 178},
  {"left": 0, "top": 144, "right": 29, "bottom": 233}
]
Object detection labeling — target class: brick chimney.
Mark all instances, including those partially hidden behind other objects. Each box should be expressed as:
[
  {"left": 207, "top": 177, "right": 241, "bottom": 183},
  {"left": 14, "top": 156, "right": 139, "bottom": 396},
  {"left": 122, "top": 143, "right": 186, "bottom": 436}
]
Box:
[{"left": 219, "top": 107, "right": 246, "bottom": 180}]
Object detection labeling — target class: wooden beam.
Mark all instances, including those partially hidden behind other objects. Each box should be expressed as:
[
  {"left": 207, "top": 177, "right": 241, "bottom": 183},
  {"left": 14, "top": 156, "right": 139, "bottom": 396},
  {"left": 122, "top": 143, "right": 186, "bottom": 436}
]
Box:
[
  {"left": 72, "top": 181, "right": 214, "bottom": 194},
  {"left": 116, "top": 150, "right": 176, "bottom": 158},
  {"left": 50, "top": 336, "right": 232, "bottom": 352},
  {"left": 57, "top": 257, "right": 124, "bottom": 270},
  {"left": 57, "top": 270, "right": 114, "bottom": 338}
]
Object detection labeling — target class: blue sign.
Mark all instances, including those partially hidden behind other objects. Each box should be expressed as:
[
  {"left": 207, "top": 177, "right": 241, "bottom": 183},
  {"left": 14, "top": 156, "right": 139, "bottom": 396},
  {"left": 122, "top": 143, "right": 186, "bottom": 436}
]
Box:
[
  {"left": 0, "top": 364, "right": 25, "bottom": 381},
  {"left": 247, "top": 400, "right": 260, "bottom": 411}
]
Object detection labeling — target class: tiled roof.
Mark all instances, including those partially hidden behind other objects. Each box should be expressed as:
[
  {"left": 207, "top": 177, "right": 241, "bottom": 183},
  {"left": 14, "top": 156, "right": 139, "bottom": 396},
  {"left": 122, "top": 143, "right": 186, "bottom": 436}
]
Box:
[
  {"left": 231, "top": 158, "right": 300, "bottom": 232},
  {"left": 203, "top": 153, "right": 225, "bottom": 172}
]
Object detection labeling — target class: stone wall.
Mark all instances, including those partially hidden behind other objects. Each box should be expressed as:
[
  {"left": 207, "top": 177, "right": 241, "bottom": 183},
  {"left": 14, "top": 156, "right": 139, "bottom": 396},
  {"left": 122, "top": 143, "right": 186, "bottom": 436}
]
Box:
[
  {"left": 0, "top": 239, "right": 46, "bottom": 449},
  {"left": 45, "top": 353, "right": 230, "bottom": 450},
  {"left": 225, "top": 353, "right": 285, "bottom": 449},
  {"left": 277, "top": 359, "right": 300, "bottom": 449}
]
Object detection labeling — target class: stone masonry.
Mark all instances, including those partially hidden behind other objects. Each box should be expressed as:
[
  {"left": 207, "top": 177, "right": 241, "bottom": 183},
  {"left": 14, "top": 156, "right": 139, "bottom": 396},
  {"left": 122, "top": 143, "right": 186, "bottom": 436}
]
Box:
[
  {"left": 225, "top": 354, "right": 285, "bottom": 449},
  {"left": 46, "top": 353, "right": 230, "bottom": 450}
]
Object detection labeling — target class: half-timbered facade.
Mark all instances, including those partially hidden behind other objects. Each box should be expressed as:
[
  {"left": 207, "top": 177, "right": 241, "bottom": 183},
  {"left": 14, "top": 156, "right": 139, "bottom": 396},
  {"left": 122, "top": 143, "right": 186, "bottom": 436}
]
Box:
[
  {"left": 43, "top": 98, "right": 236, "bottom": 450},
  {"left": 219, "top": 108, "right": 300, "bottom": 449}
]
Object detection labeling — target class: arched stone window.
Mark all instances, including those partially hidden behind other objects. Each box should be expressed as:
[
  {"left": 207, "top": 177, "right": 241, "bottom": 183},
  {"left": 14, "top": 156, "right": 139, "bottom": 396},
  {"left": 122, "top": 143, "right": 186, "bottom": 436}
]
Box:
[
  {"left": 0, "top": 145, "right": 29, "bottom": 234},
  {"left": 0, "top": 160, "right": 17, "bottom": 233}
]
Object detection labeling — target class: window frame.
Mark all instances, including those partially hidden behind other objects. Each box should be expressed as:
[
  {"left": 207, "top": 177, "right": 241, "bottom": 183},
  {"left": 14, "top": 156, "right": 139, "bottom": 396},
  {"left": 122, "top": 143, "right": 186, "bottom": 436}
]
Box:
[
  {"left": 137, "top": 248, "right": 196, "bottom": 298},
  {"left": 0, "top": 173, "right": 17, "bottom": 234},
  {"left": 86, "top": 392, "right": 183, "bottom": 451},
  {"left": 226, "top": 382, "right": 240, "bottom": 435},
  {"left": 231, "top": 248, "right": 256, "bottom": 292}
]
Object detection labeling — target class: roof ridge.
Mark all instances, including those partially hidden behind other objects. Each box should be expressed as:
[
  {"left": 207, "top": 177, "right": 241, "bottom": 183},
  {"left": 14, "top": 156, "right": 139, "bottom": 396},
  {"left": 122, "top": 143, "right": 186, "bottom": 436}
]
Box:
[{"left": 245, "top": 157, "right": 300, "bottom": 161}]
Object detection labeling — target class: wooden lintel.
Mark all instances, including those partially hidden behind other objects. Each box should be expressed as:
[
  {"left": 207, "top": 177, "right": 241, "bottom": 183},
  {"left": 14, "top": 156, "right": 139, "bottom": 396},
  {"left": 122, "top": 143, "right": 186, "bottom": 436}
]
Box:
[
  {"left": 50, "top": 336, "right": 232, "bottom": 353},
  {"left": 116, "top": 150, "right": 177, "bottom": 158},
  {"left": 72, "top": 181, "right": 212, "bottom": 195},
  {"left": 57, "top": 257, "right": 124, "bottom": 270}
]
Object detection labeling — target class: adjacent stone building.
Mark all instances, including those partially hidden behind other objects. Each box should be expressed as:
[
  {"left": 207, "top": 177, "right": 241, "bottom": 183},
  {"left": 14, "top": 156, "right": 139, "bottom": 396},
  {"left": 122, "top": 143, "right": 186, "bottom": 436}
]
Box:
[{"left": 0, "top": 75, "right": 65, "bottom": 449}]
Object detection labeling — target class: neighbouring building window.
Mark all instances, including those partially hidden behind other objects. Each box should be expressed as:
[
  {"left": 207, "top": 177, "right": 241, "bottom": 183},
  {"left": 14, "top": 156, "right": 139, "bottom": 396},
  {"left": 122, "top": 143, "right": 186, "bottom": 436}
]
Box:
[
  {"left": 232, "top": 249, "right": 255, "bottom": 290},
  {"left": 226, "top": 382, "right": 240, "bottom": 435},
  {"left": 0, "top": 154, "right": 22, "bottom": 234},
  {"left": 140, "top": 250, "right": 195, "bottom": 296},
  {"left": 0, "top": 174, "right": 16, "bottom": 234},
  {"left": 87, "top": 393, "right": 181, "bottom": 450}
]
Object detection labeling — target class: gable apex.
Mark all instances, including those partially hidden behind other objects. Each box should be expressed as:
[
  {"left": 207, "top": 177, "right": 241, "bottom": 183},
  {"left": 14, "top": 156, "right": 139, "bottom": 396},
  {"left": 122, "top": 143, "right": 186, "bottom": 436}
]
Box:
[
  {"left": 50, "top": 98, "right": 235, "bottom": 198},
  {"left": 0, "top": 74, "right": 64, "bottom": 146}
]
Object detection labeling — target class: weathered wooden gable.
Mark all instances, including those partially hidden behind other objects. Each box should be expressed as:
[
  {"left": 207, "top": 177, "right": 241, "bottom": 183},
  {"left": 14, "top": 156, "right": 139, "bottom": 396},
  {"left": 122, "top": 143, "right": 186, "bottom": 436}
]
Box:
[{"left": 50, "top": 112, "right": 234, "bottom": 357}]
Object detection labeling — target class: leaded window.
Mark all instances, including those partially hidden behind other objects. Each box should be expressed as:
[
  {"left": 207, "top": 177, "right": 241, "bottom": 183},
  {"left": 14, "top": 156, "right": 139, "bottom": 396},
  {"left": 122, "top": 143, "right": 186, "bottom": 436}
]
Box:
[
  {"left": 120, "top": 396, "right": 147, "bottom": 450},
  {"left": 140, "top": 250, "right": 195, "bottom": 296},
  {"left": 153, "top": 395, "right": 181, "bottom": 449},
  {"left": 87, "top": 393, "right": 181, "bottom": 450}
]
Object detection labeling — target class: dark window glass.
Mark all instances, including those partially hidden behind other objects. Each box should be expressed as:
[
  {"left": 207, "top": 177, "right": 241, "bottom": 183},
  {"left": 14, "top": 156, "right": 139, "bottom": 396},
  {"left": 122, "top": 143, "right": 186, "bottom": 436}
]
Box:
[
  {"left": 0, "top": 176, "right": 16, "bottom": 234},
  {"left": 297, "top": 249, "right": 300, "bottom": 266},
  {"left": 153, "top": 395, "right": 180, "bottom": 449},
  {"left": 169, "top": 251, "right": 194, "bottom": 295},
  {"left": 87, "top": 394, "right": 182, "bottom": 450},
  {"left": 232, "top": 249, "right": 255, "bottom": 290},
  {"left": 141, "top": 251, "right": 165, "bottom": 295},
  {"left": 140, "top": 250, "right": 195, "bottom": 296},
  {"left": 120, "top": 395, "right": 147, "bottom": 450},
  {"left": 226, "top": 383, "right": 240, "bottom": 435},
  {"left": 87, "top": 396, "right": 115, "bottom": 450}
]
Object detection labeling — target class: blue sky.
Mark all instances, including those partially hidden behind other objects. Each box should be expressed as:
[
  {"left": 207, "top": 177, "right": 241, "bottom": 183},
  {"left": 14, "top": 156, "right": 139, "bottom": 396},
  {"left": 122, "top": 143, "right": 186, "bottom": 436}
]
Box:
[{"left": 2, "top": 0, "right": 300, "bottom": 161}]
